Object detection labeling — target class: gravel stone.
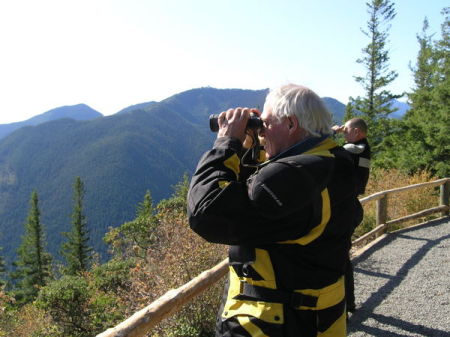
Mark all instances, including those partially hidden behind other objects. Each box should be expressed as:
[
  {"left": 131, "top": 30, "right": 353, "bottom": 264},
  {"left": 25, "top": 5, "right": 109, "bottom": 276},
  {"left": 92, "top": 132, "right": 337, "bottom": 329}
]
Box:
[{"left": 348, "top": 217, "right": 450, "bottom": 337}]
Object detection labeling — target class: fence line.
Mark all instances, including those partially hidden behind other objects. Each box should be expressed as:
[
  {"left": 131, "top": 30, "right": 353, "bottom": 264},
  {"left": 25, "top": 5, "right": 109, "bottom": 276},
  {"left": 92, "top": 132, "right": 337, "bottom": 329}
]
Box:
[{"left": 97, "top": 177, "right": 450, "bottom": 337}]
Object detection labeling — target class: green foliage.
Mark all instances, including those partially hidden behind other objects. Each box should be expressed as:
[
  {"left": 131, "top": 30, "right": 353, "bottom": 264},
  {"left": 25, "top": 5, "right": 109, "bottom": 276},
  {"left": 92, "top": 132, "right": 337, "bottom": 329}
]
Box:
[
  {"left": 91, "top": 258, "right": 133, "bottom": 293},
  {"left": 0, "top": 249, "right": 6, "bottom": 288},
  {"left": 61, "top": 177, "right": 92, "bottom": 275},
  {"left": 36, "top": 273, "right": 126, "bottom": 337},
  {"left": 36, "top": 276, "right": 90, "bottom": 336},
  {"left": 0, "top": 303, "right": 59, "bottom": 337},
  {"left": 104, "top": 190, "right": 159, "bottom": 259},
  {"left": 11, "top": 191, "right": 52, "bottom": 305},
  {"left": 377, "top": 9, "right": 450, "bottom": 176},
  {"left": 347, "top": 0, "right": 401, "bottom": 153},
  {"left": 168, "top": 313, "right": 216, "bottom": 337},
  {"left": 165, "top": 283, "right": 222, "bottom": 337},
  {"left": 343, "top": 102, "right": 356, "bottom": 123},
  {"left": 157, "top": 172, "right": 190, "bottom": 212}
]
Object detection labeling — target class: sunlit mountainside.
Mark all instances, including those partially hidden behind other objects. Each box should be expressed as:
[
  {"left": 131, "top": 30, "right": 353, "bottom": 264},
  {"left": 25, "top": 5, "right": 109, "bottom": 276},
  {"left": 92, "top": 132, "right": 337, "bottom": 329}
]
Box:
[{"left": 0, "top": 87, "right": 407, "bottom": 262}]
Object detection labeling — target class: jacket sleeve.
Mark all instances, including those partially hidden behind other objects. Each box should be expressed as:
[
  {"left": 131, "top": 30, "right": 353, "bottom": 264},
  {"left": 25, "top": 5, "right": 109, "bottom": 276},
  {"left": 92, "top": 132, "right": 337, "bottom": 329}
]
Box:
[
  {"left": 343, "top": 143, "right": 366, "bottom": 154},
  {"left": 187, "top": 137, "right": 316, "bottom": 245}
]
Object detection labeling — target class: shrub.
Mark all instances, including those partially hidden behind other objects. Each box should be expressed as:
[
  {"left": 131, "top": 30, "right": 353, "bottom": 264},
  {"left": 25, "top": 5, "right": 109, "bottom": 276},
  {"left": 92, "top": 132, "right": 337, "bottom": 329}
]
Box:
[
  {"left": 103, "top": 174, "right": 227, "bottom": 336},
  {"left": 355, "top": 169, "right": 439, "bottom": 238},
  {"left": 36, "top": 273, "right": 127, "bottom": 337}
]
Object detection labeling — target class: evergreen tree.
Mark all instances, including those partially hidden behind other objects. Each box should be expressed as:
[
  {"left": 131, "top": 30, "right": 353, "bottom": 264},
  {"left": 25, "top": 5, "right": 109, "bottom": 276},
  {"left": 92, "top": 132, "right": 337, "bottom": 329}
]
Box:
[
  {"left": 11, "top": 191, "right": 52, "bottom": 304},
  {"left": 0, "top": 248, "right": 6, "bottom": 287},
  {"left": 384, "top": 10, "right": 450, "bottom": 176},
  {"left": 104, "top": 190, "right": 158, "bottom": 259},
  {"left": 347, "top": 0, "right": 400, "bottom": 152},
  {"left": 427, "top": 7, "right": 450, "bottom": 176},
  {"left": 409, "top": 18, "right": 436, "bottom": 101},
  {"left": 159, "top": 172, "right": 190, "bottom": 210},
  {"left": 61, "top": 177, "right": 92, "bottom": 275}
]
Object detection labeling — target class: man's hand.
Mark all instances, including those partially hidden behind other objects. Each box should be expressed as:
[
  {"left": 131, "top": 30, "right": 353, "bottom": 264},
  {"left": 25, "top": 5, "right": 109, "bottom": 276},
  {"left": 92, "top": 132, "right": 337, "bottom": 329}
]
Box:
[
  {"left": 217, "top": 108, "right": 251, "bottom": 143},
  {"left": 332, "top": 125, "right": 344, "bottom": 133}
]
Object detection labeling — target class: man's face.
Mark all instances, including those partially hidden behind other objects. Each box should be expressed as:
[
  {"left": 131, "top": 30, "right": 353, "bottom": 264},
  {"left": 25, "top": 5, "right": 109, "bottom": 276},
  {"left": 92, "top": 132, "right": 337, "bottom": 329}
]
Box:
[
  {"left": 259, "top": 106, "right": 291, "bottom": 159},
  {"left": 343, "top": 121, "right": 359, "bottom": 143}
]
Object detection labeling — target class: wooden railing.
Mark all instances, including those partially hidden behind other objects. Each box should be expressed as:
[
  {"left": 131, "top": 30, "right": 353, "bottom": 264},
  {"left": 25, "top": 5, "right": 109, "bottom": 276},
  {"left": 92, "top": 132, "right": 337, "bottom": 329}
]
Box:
[
  {"left": 97, "top": 178, "right": 450, "bottom": 337},
  {"left": 352, "top": 178, "right": 449, "bottom": 247}
]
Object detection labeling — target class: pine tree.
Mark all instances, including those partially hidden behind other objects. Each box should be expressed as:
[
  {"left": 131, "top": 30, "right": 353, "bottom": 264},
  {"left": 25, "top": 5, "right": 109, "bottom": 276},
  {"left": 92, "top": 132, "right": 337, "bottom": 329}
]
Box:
[
  {"left": 379, "top": 9, "right": 450, "bottom": 177},
  {"left": 0, "top": 248, "right": 6, "bottom": 287},
  {"left": 347, "top": 0, "right": 400, "bottom": 151},
  {"left": 391, "top": 10, "right": 450, "bottom": 176},
  {"left": 409, "top": 18, "right": 436, "bottom": 102},
  {"left": 11, "top": 191, "right": 52, "bottom": 304},
  {"left": 104, "top": 190, "right": 158, "bottom": 259},
  {"left": 61, "top": 177, "right": 92, "bottom": 275},
  {"left": 394, "top": 18, "right": 436, "bottom": 172},
  {"left": 427, "top": 7, "right": 450, "bottom": 176}
]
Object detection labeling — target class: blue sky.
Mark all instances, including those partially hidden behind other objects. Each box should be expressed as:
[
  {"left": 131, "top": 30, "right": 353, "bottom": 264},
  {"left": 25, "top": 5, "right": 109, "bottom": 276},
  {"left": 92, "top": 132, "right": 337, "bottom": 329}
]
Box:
[{"left": 0, "top": 0, "right": 447, "bottom": 124}]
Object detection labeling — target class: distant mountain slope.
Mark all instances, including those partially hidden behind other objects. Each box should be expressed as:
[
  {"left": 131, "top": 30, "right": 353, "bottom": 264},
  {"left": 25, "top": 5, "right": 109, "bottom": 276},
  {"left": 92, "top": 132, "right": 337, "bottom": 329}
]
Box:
[
  {"left": 0, "top": 88, "right": 351, "bottom": 263},
  {"left": 115, "top": 101, "right": 158, "bottom": 115},
  {"left": 322, "top": 97, "right": 346, "bottom": 124},
  {"left": 0, "top": 104, "right": 102, "bottom": 140},
  {"left": 390, "top": 100, "right": 411, "bottom": 119},
  {"left": 0, "top": 88, "right": 269, "bottom": 262}
]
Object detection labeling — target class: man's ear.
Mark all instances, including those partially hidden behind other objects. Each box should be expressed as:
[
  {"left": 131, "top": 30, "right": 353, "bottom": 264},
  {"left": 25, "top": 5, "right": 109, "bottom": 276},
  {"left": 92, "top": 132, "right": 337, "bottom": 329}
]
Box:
[{"left": 288, "top": 116, "right": 298, "bottom": 130}]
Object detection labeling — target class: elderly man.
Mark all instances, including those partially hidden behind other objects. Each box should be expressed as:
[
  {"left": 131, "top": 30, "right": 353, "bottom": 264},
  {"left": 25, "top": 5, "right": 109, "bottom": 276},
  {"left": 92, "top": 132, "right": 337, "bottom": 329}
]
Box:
[{"left": 188, "top": 84, "right": 362, "bottom": 336}]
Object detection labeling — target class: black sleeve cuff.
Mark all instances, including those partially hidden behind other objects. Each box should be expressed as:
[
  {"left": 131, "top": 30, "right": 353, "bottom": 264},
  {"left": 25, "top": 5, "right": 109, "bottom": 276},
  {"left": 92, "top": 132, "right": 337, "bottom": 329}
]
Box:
[{"left": 213, "top": 137, "right": 243, "bottom": 153}]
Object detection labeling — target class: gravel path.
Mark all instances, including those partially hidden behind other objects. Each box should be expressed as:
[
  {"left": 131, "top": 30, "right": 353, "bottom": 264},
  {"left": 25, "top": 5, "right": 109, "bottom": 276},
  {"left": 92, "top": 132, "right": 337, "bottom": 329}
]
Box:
[{"left": 347, "top": 216, "right": 450, "bottom": 337}]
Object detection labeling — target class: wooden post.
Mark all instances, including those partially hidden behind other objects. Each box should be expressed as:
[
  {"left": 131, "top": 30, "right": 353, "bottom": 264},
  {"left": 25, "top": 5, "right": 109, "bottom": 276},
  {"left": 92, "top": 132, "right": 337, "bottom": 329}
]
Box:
[
  {"left": 376, "top": 194, "right": 388, "bottom": 236},
  {"left": 440, "top": 181, "right": 450, "bottom": 216}
]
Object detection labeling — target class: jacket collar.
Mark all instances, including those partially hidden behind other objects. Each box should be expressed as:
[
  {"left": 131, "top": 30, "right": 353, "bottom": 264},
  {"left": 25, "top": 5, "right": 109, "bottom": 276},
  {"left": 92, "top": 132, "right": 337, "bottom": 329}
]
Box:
[{"left": 266, "top": 134, "right": 331, "bottom": 162}]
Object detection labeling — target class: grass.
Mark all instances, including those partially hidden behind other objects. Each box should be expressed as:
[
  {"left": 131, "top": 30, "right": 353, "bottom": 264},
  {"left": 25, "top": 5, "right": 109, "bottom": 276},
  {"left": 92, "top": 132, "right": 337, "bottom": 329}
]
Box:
[{"left": 353, "top": 169, "right": 441, "bottom": 239}]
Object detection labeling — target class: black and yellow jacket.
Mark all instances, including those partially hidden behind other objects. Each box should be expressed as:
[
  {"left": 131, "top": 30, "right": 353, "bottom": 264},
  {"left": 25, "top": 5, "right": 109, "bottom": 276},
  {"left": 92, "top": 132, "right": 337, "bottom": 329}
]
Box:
[{"left": 188, "top": 135, "right": 363, "bottom": 337}]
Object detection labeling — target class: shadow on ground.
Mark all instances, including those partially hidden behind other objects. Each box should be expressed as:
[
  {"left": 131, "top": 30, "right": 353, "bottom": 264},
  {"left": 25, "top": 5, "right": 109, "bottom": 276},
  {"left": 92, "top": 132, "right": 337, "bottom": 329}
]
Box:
[{"left": 348, "top": 216, "right": 450, "bottom": 337}]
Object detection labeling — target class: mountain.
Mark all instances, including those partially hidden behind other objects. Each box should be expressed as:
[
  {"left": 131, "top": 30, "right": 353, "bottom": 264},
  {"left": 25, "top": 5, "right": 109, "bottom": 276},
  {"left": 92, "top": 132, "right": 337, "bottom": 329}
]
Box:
[
  {"left": 322, "top": 97, "right": 346, "bottom": 124},
  {"left": 0, "top": 88, "right": 270, "bottom": 263},
  {"left": 0, "top": 88, "right": 348, "bottom": 263},
  {"left": 116, "top": 101, "right": 158, "bottom": 115},
  {"left": 390, "top": 100, "right": 411, "bottom": 119},
  {"left": 0, "top": 104, "right": 103, "bottom": 140}
]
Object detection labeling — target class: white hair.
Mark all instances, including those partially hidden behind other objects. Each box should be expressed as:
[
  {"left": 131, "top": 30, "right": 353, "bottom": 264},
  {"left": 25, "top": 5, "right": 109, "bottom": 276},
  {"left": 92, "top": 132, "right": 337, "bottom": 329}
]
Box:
[{"left": 264, "top": 84, "right": 332, "bottom": 137}]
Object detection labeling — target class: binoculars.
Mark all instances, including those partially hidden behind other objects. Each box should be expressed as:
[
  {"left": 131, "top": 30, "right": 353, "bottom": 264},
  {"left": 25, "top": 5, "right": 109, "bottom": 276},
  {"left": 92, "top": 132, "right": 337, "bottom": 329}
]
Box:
[{"left": 209, "top": 114, "right": 263, "bottom": 132}]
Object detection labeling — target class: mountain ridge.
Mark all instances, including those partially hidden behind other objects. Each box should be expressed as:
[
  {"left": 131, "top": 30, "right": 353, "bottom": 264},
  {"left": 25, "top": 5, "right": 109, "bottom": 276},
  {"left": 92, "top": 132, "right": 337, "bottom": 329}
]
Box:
[
  {"left": 0, "top": 87, "right": 409, "bottom": 263},
  {"left": 0, "top": 88, "right": 266, "bottom": 262},
  {"left": 0, "top": 104, "right": 103, "bottom": 140}
]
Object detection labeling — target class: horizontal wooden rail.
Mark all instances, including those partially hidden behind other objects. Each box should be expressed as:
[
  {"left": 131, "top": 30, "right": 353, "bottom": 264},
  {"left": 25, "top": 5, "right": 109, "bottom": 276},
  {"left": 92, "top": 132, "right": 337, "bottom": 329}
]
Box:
[
  {"left": 385, "top": 205, "right": 448, "bottom": 227},
  {"left": 97, "top": 258, "right": 229, "bottom": 337},
  {"left": 97, "top": 177, "right": 450, "bottom": 337},
  {"left": 353, "top": 178, "right": 450, "bottom": 246},
  {"left": 359, "top": 177, "right": 449, "bottom": 205},
  {"left": 352, "top": 205, "right": 449, "bottom": 248}
]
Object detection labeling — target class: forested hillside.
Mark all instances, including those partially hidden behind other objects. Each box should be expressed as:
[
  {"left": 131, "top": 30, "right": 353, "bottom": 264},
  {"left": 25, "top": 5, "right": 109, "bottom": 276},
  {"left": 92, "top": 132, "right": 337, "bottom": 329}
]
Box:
[{"left": 0, "top": 88, "right": 276, "bottom": 262}]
